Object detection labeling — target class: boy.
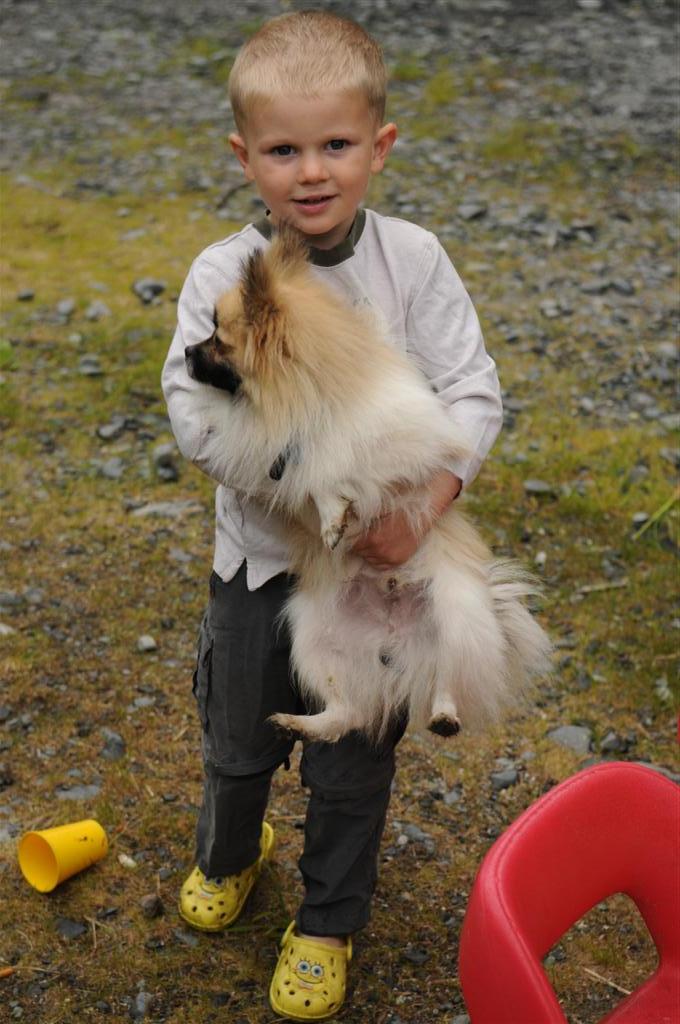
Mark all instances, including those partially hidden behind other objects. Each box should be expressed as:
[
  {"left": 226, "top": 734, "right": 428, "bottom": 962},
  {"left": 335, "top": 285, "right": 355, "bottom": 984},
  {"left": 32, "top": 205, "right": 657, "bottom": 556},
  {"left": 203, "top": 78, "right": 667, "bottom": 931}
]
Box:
[{"left": 162, "top": 11, "right": 502, "bottom": 1021}]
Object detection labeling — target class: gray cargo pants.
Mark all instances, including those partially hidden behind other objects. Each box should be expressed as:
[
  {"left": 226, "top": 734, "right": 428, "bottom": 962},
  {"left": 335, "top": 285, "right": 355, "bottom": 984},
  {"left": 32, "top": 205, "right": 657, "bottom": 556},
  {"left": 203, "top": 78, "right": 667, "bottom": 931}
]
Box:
[{"left": 191, "top": 566, "right": 406, "bottom": 937}]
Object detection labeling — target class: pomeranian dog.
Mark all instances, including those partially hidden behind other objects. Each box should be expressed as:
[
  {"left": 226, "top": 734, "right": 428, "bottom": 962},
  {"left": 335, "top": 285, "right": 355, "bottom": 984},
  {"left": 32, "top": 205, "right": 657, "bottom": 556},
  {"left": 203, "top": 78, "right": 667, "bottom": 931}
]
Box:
[{"left": 185, "top": 226, "right": 551, "bottom": 744}]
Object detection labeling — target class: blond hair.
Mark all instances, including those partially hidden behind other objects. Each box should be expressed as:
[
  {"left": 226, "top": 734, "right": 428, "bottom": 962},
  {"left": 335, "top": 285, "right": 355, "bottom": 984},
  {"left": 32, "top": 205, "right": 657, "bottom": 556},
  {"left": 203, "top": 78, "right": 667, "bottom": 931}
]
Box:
[{"left": 229, "top": 11, "right": 387, "bottom": 132}]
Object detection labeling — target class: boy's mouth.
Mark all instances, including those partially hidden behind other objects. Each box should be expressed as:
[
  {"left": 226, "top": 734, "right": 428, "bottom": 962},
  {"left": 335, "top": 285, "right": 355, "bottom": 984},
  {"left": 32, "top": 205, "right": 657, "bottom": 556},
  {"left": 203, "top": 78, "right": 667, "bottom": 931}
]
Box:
[{"left": 292, "top": 195, "right": 336, "bottom": 209}]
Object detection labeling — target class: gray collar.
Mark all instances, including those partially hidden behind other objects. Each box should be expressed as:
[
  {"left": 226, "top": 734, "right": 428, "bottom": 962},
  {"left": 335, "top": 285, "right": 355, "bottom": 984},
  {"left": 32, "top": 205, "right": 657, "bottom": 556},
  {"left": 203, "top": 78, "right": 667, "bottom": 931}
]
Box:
[{"left": 253, "top": 209, "right": 366, "bottom": 267}]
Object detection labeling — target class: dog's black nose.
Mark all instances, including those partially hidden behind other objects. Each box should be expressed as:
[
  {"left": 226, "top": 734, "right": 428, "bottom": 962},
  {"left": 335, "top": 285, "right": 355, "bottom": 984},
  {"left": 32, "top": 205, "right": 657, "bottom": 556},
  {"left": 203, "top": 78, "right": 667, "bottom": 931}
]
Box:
[{"left": 185, "top": 341, "right": 242, "bottom": 394}]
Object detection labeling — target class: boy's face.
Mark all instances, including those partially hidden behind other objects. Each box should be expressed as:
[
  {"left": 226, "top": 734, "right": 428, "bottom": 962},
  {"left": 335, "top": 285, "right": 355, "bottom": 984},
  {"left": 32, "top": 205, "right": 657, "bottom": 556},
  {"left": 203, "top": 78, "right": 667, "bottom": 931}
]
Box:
[{"left": 230, "top": 92, "right": 396, "bottom": 250}]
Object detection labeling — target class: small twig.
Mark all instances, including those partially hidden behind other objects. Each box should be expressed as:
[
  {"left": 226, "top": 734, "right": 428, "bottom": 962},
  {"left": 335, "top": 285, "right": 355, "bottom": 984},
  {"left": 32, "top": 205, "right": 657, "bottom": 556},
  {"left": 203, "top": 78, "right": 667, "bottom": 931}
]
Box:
[
  {"left": 578, "top": 578, "right": 629, "bottom": 595},
  {"left": 85, "top": 916, "right": 98, "bottom": 951},
  {"left": 583, "top": 967, "right": 632, "bottom": 996},
  {"left": 0, "top": 963, "right": 60, "bottom": 976},
  {"left": 632, "top": 487, "right": 680, "bottom": 541},
  {"left": 172, "top": 724, "right": 189, "bottom": 742},
  {"left": 653, "top": 651, "right": 680, "bottom": 663}
]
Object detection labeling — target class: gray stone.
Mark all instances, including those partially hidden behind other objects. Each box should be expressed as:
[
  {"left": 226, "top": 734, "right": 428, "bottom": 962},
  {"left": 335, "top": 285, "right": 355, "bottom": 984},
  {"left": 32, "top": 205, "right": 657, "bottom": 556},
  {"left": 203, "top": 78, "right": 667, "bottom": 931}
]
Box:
[
  {"left": 401, "top": 823, "right": 432, "bottom": 843},
  {"left": 547, "top": 725, "right": 592, "bottom": 755},
  {"left": 0, "top": 763, "right": 14, "bottom": 788},
  {"left": 458, "top": 202, "right": 488, "bottom": 221},
  {"left": 100, "top": 457, "right": 125, "bottom": 480},
  {"left": 610, "top": 278, "right": 635, "bottom": 295},
  {"left": 402, "top": 946, "right": 430, "bottom": 965},
  {"left": 97, "top": 416, "right": 126, "bottom": 441},
  {"left": 131, "top": 990, "right": 154, "bottom": 1020},
  {"left": 85, "top": 300, "right": 111, "bottom": 321},
  {"left": 524, "top": 479, "right": 554, "bottom": 496},
  {"left": 78, "top": 354, "right": 103, "bottom": 377},
  {"left": 100, "top": 727, "right": 126, "bottom": 760},
  {"left": 56, "top": 782, "right": 102, "bottom": 800},
  {"left": 56, "top": 298, "right": 76, "bottom": 317},
  {"left": 600, "top": 730, "right": 627, "bottom": 753},
  {"left": 580, "top": 278, "right": 610, "bottom": 295},
  {"left": 130, "top": 500, "right": 203, "bottom": 519},
  {"left": 137, "top": 635, "right": 157, "bottom": 653},
  {"left": 660, "top": 447, "right": 680, "bottom": 469},
  {"left": 56, "top": 917, "right": 87, "bottom": 939},
  {"left": 660, "top": 413, "right": 680, "bottom": 432},
  {"left": 153, "top": 442, "right": 179, "bottom": 482},
  {"left": 139, "top": 893, "right": 163, "bottom": 919},
  {"left": 490, "top": 768, "right": 519, "bottom": 790},
  {"left": 128, "top": 695, "right": 156, "bottom": 711},
  {"left": 132, "top": 278, "right": 166, "bottom": 304},
  {"left": 654, "top": 676, "right": 672, "bottom": 702},
  {"left": 173, "top": 928, "right": 199, "bottom": 948},
  {"left": 168, "top": 547, "right": 192, "bottom": 564},
  {"left": 540, "top": 300, "right": 561, "bottom": 319},
  {"left": 655, "top": 342, "right": 678, "bottom": 362},
  {"left": 443, "top": 786, "right": 462, "bottom": 805}
]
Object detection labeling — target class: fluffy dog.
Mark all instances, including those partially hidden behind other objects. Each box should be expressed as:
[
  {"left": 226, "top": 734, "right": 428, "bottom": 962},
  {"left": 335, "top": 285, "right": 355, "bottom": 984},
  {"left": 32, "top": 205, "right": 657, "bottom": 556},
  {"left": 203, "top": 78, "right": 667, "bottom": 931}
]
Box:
[{"left": 185, "top": 227, "right": 551, "bottom": 743}]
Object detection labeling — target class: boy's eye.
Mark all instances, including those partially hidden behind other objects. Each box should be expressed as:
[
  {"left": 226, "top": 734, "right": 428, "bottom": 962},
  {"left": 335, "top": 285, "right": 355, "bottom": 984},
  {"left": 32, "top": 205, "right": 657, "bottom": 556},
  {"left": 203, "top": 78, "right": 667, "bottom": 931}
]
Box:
[
  {"left": 272, "top": 144, "right": 294, "bottom": 156},
  {"left": 327, "top": 139, "right": 347, "bottom": 151}
]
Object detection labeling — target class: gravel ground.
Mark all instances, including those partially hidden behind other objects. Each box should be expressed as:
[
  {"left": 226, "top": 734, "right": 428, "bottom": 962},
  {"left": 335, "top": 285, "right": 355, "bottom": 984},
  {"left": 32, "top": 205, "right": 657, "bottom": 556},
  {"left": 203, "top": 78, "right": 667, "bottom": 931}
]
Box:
[
  {"left": 1, "top": 0, "right": 678, "bottom": 189},
  {"left": 1, "top": 2, "right": 678, "bottom": 1023}
]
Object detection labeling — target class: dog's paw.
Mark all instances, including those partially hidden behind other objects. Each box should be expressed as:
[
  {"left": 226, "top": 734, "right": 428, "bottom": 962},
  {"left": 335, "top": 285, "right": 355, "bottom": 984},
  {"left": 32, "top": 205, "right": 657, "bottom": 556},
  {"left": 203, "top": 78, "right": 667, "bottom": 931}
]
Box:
[
  {"left": 316, "top": 495, "right": 355, "bottom": 551},
  {"left": 321, "top": 519, "right": 347, "bottom": 552},
  {"left": 427, "top": 713, "right": 461, "bottom": 738}
]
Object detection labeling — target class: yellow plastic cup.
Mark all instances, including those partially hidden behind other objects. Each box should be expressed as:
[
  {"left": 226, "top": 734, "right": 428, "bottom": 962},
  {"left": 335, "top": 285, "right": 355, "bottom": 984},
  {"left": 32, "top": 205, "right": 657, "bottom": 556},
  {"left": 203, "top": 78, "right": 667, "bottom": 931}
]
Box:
[{"left": 18, "top": 819, "right": 108, "bottom": 893}]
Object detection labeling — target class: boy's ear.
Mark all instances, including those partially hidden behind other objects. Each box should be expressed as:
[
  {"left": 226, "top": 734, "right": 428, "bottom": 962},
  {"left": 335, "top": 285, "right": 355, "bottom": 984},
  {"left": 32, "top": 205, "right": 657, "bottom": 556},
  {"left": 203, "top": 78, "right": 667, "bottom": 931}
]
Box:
[
  {"left": 371, "top": 122, "right": 397, "bottom": 174},
  {"left": 229, "top": 132, "right": 255, "bottom": 181}
]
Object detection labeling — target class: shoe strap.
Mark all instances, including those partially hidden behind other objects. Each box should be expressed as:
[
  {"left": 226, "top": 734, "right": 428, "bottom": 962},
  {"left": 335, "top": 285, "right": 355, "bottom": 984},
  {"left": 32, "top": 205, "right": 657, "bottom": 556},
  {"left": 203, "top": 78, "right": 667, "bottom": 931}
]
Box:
[{"left": 281, "top": 922, "right": 352, "bottom": 962}]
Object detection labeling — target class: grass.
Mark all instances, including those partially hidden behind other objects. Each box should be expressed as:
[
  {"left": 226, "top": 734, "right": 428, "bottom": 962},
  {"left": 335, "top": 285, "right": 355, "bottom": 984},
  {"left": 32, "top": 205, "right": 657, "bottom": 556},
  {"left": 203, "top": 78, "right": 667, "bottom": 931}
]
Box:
[{"left": 1, "top": 41, "right": 679, "bottom": 1024}]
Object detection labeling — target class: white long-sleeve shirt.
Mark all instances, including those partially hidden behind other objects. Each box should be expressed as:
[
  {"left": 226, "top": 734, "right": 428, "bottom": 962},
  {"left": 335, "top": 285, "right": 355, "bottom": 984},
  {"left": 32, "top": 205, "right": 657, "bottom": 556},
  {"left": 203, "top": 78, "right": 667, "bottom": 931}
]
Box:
[{"left": 161, "top": 208, "right": 503, "bottom": 590}]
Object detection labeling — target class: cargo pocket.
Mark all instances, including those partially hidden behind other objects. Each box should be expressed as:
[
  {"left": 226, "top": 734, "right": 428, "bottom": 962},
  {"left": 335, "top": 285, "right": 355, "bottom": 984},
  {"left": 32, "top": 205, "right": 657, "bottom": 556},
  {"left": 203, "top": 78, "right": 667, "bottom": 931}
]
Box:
[{"left": 192, "top": 614, "right": 212, "bottom": 731}]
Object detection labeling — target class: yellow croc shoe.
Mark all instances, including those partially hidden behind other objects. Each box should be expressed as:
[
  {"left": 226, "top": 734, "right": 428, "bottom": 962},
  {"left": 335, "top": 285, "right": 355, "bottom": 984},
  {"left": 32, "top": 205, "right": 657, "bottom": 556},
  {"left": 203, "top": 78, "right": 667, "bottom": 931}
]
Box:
[
  {"left": 178, "top": 821, "right": 274, "bottom": 931},
  {"left": 269, "top": 921, "right": 352, "bottom": 1021}
]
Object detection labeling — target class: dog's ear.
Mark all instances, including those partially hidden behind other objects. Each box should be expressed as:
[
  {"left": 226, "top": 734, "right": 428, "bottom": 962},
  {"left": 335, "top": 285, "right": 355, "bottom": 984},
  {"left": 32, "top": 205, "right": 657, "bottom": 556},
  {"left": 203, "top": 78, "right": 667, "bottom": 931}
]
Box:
[
  {"left": 240, "top": 250, "right": 291, "bottom": 359},
  {"left": 241, "top": 249, "right": 274, "bottom": 326}
]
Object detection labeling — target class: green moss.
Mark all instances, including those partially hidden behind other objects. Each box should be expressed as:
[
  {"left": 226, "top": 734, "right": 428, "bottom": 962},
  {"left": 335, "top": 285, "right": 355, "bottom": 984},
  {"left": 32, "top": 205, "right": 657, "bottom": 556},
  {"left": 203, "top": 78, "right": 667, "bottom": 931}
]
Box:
[
  {"left": 391, "top": 55, "right": 427, "bottom": 82},
  {"left": 481, "top": 118, "right": 561, "bottom": 165}
]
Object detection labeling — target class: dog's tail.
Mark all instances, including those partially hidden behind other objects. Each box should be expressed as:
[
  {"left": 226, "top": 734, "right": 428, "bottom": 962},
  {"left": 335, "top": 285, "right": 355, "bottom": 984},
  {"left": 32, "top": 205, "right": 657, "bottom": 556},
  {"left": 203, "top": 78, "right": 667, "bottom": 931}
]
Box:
[{"left": 487, "top": 560, "right": 553, "bottom": 688}]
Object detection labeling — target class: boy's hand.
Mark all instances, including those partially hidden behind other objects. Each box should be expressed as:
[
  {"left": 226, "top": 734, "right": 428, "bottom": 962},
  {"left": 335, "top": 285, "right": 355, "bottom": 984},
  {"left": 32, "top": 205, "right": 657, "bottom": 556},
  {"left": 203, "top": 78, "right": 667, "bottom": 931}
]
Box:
[{"left": 352, "top": 470, "right": 462, "bottom": 570}]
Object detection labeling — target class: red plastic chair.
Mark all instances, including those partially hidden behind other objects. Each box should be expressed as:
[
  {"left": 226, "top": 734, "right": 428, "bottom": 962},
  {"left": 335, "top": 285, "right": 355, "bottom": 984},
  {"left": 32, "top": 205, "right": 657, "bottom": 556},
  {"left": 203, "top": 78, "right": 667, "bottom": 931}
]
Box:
[{"left": 459, "top": 761, "right": 680, "bottom": 1023}]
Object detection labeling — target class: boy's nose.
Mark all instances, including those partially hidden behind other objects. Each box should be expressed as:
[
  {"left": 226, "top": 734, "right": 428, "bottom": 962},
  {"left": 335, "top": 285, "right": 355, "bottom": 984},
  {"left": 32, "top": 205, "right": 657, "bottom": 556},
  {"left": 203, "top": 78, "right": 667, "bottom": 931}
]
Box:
[{"left": 297, "top": 151, "right": 330, "bottom": 184}]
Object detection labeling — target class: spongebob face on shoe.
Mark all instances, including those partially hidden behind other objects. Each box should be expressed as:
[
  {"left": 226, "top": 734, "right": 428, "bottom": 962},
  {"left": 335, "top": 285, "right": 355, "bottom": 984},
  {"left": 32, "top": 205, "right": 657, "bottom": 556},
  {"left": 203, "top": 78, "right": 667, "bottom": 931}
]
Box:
[{"left": 292, "top": 958, "right": 325, "bottom": 989}]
